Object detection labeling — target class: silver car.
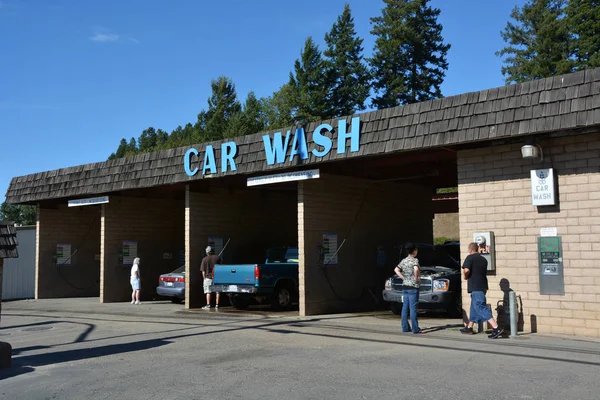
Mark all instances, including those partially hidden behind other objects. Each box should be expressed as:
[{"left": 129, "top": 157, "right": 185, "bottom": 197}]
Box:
[{"left": 156, "top": 265, "right": 185, "bottom": 304}]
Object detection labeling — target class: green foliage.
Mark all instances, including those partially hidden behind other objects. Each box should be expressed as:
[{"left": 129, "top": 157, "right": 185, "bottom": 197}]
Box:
[
  {"left": 434, "top": 236, "right": 457, "bottom": 246},
  {"left": 324, "top": 3, "right": 370, "bottom": 117},
  {"left": 205, "top": 76, "right": 242, "bottom": 141},
  {"left": 369, "top": 0, "right": 450, "bottom": 108},
  {"left": 497, "top": 0, "right": 572, "bottom": 84},
  {"left": 0, "top": 203, "right": 36, "bottom": 226},
  {"left": 288, "top": 37, "right": 331, "bottom": 122},
  {"left": 566, "top": 0, "right": 600, "bottom": 70},
  {"left": 261, "top": 85, "right": 296, "bottom": 130},
  {"left": 436, "top": 187, "right": 458, "bottom": 194}
]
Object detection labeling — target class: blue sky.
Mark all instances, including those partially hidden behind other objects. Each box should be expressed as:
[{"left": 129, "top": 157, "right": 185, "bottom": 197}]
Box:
[{"left": 0, "top": 0, "right": 525, "bottom": 201}]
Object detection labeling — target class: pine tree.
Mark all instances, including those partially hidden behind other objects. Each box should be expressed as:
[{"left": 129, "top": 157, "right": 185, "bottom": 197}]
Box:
[
  {"left": 566, "top": 0, "right": 600, "bottom": 70},
  {"left": 369, "top": 0, "right": 450, "bottom": 108},
  {"left": 138, "top": 127, "right": 158, "bottom": 152},
  {"left": 241, "top": 92, "right": 267, "bottom": 135},
  {"left": 323, "top": 3, "right": 370, "bottom": 117},
  {"left": 262, "top": 85, "right": 296, "bottom": 130},
  {"left": 497, "top": 0, "right": 572, "bottom": 84},
  {"left": 204, "top": 76, "right": 242, "bottom": 141},
  {"left": 288, "top": 37, "right": 331, "bottom": 122}
]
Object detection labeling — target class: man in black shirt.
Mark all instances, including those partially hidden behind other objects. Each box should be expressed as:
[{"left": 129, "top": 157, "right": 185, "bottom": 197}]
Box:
[{"left": 461, "top": 242, "right": 504, "bottom": 339}]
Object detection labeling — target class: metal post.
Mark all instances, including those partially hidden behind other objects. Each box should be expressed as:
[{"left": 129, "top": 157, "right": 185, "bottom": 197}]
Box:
[
  {"left": 477, "top": 320, "right": 484, "bottom": 334},
  {"left": 509, "top": 291, "right": 518, "bottom": 338}
]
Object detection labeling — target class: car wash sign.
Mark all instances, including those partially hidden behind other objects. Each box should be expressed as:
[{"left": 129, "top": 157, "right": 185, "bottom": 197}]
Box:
[
  {"left": 184, "top": 117, "right": 360, "bottom": 177},
  {"left": 531, "top": 168, "right": 556, "bottom": 206}
]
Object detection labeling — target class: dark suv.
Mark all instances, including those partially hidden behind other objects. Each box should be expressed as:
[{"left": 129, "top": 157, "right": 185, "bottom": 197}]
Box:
[{"left": 382, "top": 242, "right": 461, "bottom": 316}]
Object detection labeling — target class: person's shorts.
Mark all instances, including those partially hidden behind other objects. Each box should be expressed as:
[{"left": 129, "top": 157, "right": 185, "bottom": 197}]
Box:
[
  {"left": 203, "top": 278, "right": 213, "bottom": 294},
  {"left": 469, "top": 291, "right": 493, "bottom": 322},
  {"left": 130, "top": 278, "right": 140, "bottom": 291}
]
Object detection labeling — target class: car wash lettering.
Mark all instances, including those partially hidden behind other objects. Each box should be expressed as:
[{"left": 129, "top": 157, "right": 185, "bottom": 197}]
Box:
[{"left": 184, "top": 117, "right": 360, "bottom": 177}]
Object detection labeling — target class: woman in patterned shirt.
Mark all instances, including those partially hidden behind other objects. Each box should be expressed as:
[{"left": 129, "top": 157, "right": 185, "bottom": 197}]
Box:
[{"left": 394, "top": 243, "right": 422, "bottom": 334}]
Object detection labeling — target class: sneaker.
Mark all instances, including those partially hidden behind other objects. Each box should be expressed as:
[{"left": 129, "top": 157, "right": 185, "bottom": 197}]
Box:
[
  {"left": 201, "top": 305, "right": 211, "bottom": 310},
  {"left": 135, "top": 301, "right": 141, "bottom": 305},
  {"left": 131, "top": 300, "right": 135, "bottom": 305},
  {"left": 488, "top": 327, "right": 504, "bottom": 339},
  {"left": 413, "top": 329, "right": 423, "bottom": 334},
  {"left": 460, "top": 327, "right": 474, "bottom": 335},
  {"left": 215, "top": 305, "right": 219, "bottom": 309}
]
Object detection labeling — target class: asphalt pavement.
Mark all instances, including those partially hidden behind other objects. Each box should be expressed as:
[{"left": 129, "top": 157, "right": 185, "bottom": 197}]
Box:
[{"left": 0, "top": 298, "right": 599, "bottom": 400}]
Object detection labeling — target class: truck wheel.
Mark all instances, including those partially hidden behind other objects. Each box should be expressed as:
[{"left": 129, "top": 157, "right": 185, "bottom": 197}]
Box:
[
  {"left": 390, "top": 303, "right": 402, "bottom": 315},
  {"left": 271, "top": 284, "right": 294, "bottom": 311},
  {"left": 230, "top": 295, "right": 250, "bottom": 310},
  {"left": 170, "top": 297, "right": 183, "bottom": 304}
]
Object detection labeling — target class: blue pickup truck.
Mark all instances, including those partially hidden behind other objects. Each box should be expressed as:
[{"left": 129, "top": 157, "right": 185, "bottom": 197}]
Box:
[{"left": 210, "top": 247, "right": 299, "bottom": 310}]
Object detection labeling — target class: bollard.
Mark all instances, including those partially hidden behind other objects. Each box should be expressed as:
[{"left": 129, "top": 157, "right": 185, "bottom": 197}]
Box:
[
  {"left": 509, "top": 291, "right": 518, "bottom": 338},
  {"left": 477, "top": 320, "right": 484, "bottom": 334}
]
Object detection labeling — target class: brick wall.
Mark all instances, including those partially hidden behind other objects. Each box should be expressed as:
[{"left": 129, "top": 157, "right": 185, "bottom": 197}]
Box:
[
  {"left": 36, "top": 205, "right": 101, "bottom": 299},
  {"left": 298, "top": 174, "right": 433, "bottom": 316},
  {"left": 185, "top": 185, "right": 298, "bottom": 308},
  {"left": 101, "top": 196, "right": 184, "bottom": 302},
  {"left": 458, "top": 132, "right": 600, "bottom": 338}
]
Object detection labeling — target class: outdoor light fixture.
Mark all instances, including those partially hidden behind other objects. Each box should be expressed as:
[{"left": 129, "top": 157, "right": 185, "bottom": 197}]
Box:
[{"left": 521, "top": 144, "right": 544, "bottom": 160}]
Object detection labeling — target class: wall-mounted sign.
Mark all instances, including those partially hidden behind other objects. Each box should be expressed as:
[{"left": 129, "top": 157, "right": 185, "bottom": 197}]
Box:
[
  {"left": 56, "top": 243, "right": 72, "bottom": 265},
  {"left": 68, "top": 196, "right": 109, "bottom": 207},
  {"left": 122, "top": 240, "right": 138, "bottom": 265},
  {"left": 531, "top": 168, "right": 556, "bottom": 206},
  {"left": 247, "top": 169, "right": 320, "bottom": 187},
  {"left": 540, "top": 227, "right": 557, "bottom": 237},
  {"left": 184, "top": 117, "right": 360, "bottom": 177},
  {"left": 473, "top": 232, "right": 495, "bottom": 271},
  {"left": 322, "top": 232, "right": 338, "bottom": 266}
]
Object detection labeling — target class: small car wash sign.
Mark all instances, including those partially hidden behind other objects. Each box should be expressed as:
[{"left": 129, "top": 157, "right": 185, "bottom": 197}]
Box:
[{"left": 531, "top": 168, "right": 556, "bottom": 206}]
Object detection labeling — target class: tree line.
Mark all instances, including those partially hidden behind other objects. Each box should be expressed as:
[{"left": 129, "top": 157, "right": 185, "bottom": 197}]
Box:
[
  {"left": 108, "top": 0, "right": 451, "bottom": 160},
  {"left": 2, "top": 0, "right": 599, "bottom": 225}
]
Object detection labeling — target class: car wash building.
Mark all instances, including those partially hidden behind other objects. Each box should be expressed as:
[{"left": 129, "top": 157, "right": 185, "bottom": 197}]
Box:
[{"left": 5, "top": 68, "right": 600, "bottom": 338}]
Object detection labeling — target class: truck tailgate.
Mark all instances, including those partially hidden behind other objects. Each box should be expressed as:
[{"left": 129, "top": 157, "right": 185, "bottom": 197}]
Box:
[{"left": 213, "top": 264, "right": 256, "bottom": 285}]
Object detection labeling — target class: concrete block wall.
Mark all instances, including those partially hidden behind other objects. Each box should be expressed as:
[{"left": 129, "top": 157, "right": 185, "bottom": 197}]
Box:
[
  {"left": 36, "top": 204, "right": 101, "bottom": 299},
  {"left": 433, "top": 213, "right": 459, "bottom": 240},
  {"left": 101, "top": 196, "right": 184, "bottom": 303},
  {"left": 458, "top": 132, "right": 600, "bottom": 338},
  {"left": 186, "top": 185, "right": 297, "bottom": 308},
  {"left": 298, "top": 174, "right": 433, "bottom": 316}
]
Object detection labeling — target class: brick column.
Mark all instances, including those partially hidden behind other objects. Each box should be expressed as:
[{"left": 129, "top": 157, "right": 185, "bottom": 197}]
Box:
[{"left": 185, "top": 185, "right": 203, "bottom": 309}]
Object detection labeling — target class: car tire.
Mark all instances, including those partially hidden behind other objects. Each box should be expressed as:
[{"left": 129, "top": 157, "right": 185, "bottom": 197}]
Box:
[
  {"left": 170, "top": 297, "right": 183, "bottom": 304},
  {"left": 390, "top": 303, "right": 402, "bottom": 316},
  {"left": 230, "top": 295, "right": 250, "bottom": 310},
  {"left": 271, "top": 284, "right": 294, "bottom": 311}
]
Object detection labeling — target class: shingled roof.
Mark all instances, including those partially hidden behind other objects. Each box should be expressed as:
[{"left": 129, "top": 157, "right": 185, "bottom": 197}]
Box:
[
  {"left": 0, "top": 222, "right": 18, "bottom": 259},
  {"left": 5, "top": 68, "right": 600, "bottom": 204}
]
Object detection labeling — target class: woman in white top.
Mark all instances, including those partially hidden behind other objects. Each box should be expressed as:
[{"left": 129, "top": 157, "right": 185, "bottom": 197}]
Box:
[{"left": 130, "top": 257, "right": 141, "bottom": 305}]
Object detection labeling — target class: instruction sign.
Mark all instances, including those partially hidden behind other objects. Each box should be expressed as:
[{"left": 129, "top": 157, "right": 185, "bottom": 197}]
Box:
[
  {"left": 208, "top": 236, "right": 224, "bottom": 257},
  {"left": 322, "top": 232, "right": 338, "bottom": 265},
  {"left": 56, "top": 243, "right": 72, "bottom": 265},
  {"left": 122, "top": 240, "right": 138, "bottom": 265}
]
